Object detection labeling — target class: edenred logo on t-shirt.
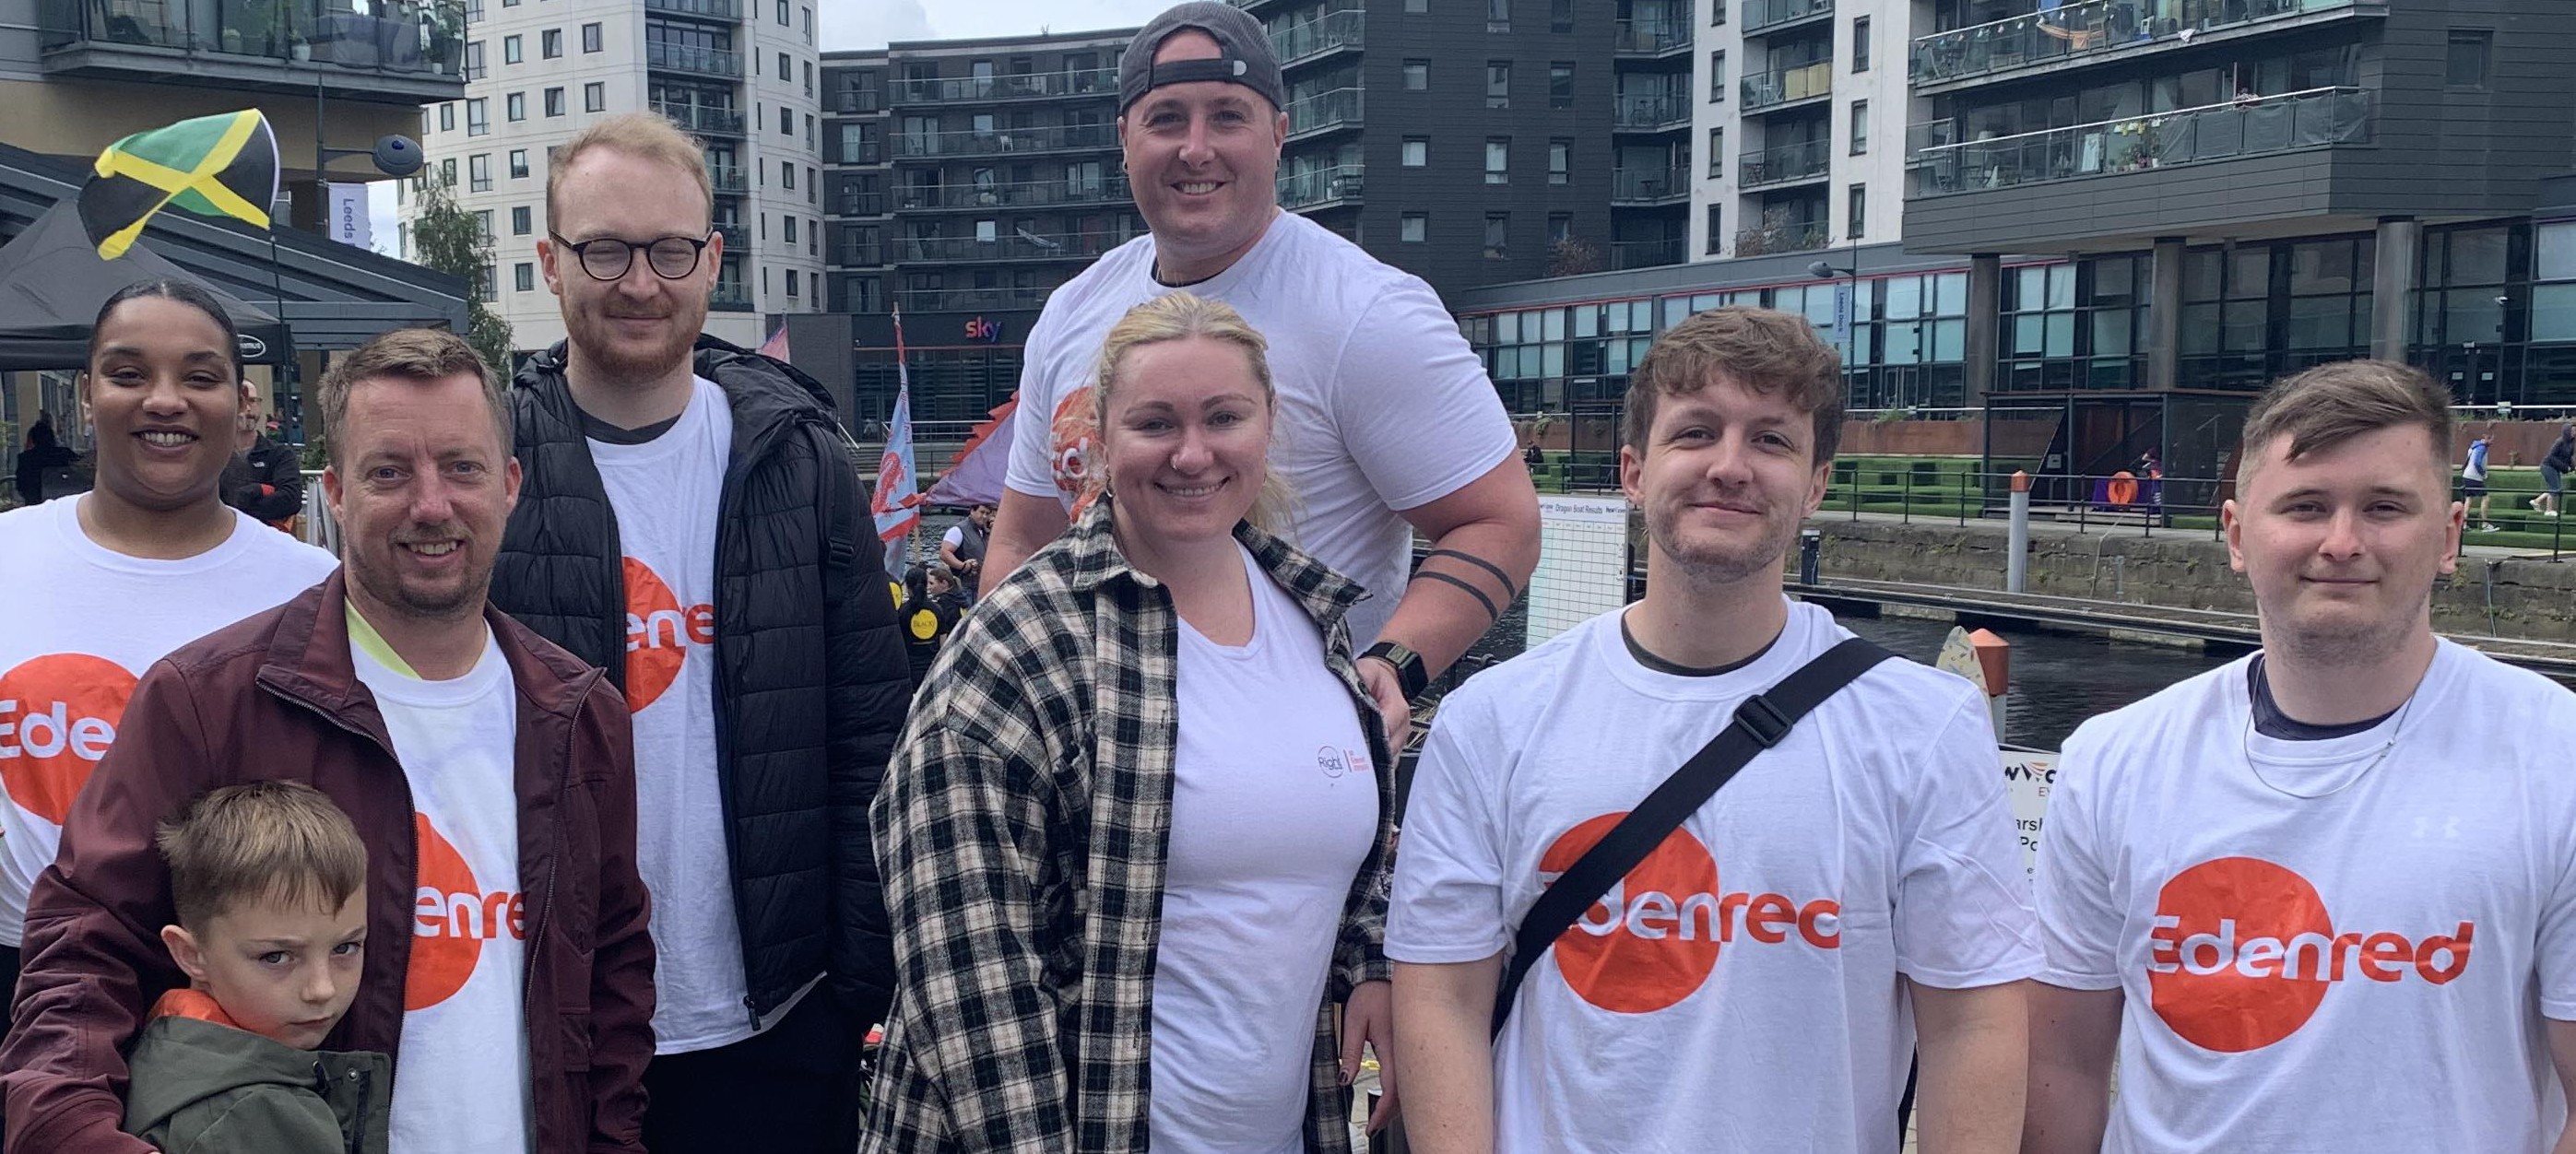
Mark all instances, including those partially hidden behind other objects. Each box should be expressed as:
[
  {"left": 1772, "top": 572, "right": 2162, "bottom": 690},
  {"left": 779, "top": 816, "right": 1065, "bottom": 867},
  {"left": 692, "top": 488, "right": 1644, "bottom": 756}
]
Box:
[
  {"left": 1540, "top": 813, "right": 1843, "bottom": 1015},
  {"left": 1048, "top": 386, "right": 1099, "bottom": 516},
  {"left": 2146, "top": 856, "right": 2475, "bottom": 1053},
  {"left": 622, "top": 557, "right": 713, "bottom": 713},
  {"left": 408, "top": 813, "right": 525, "bottom": 1011},
  {"left": 0, "top": 654, "right": 138, "bottom": 825}
]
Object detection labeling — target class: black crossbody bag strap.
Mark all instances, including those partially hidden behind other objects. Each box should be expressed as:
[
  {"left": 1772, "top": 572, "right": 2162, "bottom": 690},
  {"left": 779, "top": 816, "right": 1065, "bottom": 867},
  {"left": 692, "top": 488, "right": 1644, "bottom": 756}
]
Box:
[{"left": 1489, "top": 637, "right": 1896, "bottom": 1039}]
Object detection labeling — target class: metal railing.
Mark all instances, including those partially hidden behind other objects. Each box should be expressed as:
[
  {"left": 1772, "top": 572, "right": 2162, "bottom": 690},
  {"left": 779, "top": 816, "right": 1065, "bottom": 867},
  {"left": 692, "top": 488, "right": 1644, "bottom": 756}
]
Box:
[
  {"left": 1743, "top": 0, "right": 1832, "bottom": 34},
  {"left": 1285, "top": 87, "right": 1364, "bottom": 138},
  {"left": 1742, "top": 59, "right": 1833, "bottom": 109},
  {"left": 1610, "top": 237, "right": 1686, "bottom": 269},
  {"left": 646, "top": 41, "right": 739, "bottom": 77},
  {"left": 836, "top": 192, "right": 885, "bottom": 216},
  {"left": 1913, "top": 87, "right": 2371, "bottom": 195},
  {"left": 1613, "top": 93, "right": 1691, "bottom": 131},
  {"left": 708, "top": 166, "right": 749, "bottom": 194},
  {"left": 1278, "top": 164, "right": 1364, "bottom": 210},
  {"left": 892, "top": 67, "right": 1118, "bottom": 105},
  {"left": 1740, "top": 137, "right": 1832, "bottom": 187},
  {"left": 893, "top": 175, "right": 1131, "bottom": 210},
  {"left": 1821, "top": 466, "right": 2214, "bottom": 538},
  {"left": 834, "top": 89, "right": 882, "bottom": 114},
  {"left": 713, "top": 222, "right": 747, "bottom": 249},
  {"left": 1732, "top": 219, "right": 1830, "bottom": 254},
  {"left": 38, "top": 0, "right": 470, "bottom": 77},
  {"left": 654, "top": 102, "right": 744, "bottom": 135},
  {"left": 643, "top": 0, "right": 738, "bottom": 18},
  {"left": 891, "top": 122, "right": 1116, "bottom": 159},
  {"left": 1613, "top": 18, "right": 1692, "bottom": 53},
  {"left": 1610, "top": 166, "right": 1690, "bottom": 204},
  {"left": 893, "top": 287, "right": 1056, "bottom": 312},
  {"left": 893, "top": 231, "right": 1125, "bottom": 263},
  {"left": 1910, "top": 0, "right": 2361, "bottom": 87},
  {"left": 711, "top": 283, "right": 752, "bottom": 311},
  {"left": 1272, "top": 7, "right": 1362, "bottom": 66}
]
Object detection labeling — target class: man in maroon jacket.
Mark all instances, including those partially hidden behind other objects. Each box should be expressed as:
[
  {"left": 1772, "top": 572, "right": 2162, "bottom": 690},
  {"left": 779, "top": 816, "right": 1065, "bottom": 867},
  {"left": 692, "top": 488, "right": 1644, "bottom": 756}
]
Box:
[{"left": 0, "top": 327, "right": 656, "bottom": 1154}]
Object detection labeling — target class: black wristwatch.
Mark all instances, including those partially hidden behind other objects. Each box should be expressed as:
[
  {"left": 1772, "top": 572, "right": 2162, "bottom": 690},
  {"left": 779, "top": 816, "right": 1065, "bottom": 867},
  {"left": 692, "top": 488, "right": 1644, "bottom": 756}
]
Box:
[{"left": 1361, "top": 641, "right": 1429, "bottom": 701}]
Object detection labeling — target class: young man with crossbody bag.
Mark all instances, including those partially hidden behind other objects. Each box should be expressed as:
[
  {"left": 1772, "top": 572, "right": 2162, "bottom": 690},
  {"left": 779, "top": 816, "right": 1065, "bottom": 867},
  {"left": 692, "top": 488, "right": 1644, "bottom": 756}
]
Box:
[{"left": 1386, "top": 307, "right": 2042, "bottom": 1154}]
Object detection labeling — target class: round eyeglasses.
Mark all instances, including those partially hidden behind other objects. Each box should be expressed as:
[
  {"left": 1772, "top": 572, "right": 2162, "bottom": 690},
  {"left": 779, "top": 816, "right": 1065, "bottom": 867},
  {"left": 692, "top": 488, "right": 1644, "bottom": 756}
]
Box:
[{"left": 549, "top": 232, "right": 713, "bottom": 281}]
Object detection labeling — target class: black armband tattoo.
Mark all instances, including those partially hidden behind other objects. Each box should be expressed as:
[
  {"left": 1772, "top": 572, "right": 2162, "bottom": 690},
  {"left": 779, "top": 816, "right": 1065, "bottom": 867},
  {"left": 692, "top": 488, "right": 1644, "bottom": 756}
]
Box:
[
  {"left": 1422, "top": 548, "right": 1521, "bottom": 602},
  {"left": 1410, "top": 569, "right": 1503, "bottom": 624}
]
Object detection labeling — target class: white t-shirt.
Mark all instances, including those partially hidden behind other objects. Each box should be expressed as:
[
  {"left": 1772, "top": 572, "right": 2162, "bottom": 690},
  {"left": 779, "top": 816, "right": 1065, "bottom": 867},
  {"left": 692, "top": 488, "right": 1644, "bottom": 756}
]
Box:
[
  {"left": 1149, "top": 545, "right": 1379, "bottom": 1154},
  {"left": 0, "top": 498, "right": 336, "bottom": 946},
  {"left": 1004, "top": 212, "right": 1518, "bottom": 649},
  {"left": 589, "top": 376, "right": 762, "bottom": 1053},
  {"left": 1387, "top": 599, "right": 2043, "bottom": 1154},
  {"left": 352, "top": 627, "right": 535, "bottom": 1154},
  {"left": 2033, "top": 641, "right": 2576, "bottom": 1153}
]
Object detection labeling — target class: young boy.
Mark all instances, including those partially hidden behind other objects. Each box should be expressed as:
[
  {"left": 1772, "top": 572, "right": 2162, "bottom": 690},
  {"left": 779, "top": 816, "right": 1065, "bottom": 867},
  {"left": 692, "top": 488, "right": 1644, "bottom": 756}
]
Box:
[{"left": 121, "top": 781, "right": 387, "bottom": 1153}]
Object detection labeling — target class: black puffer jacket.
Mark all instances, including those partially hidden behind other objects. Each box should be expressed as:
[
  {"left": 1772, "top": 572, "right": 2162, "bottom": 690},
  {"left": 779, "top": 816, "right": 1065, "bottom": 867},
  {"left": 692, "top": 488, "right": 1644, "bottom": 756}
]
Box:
[{"left": 492, "top": 336, "right": 910, "bottom": 1032}]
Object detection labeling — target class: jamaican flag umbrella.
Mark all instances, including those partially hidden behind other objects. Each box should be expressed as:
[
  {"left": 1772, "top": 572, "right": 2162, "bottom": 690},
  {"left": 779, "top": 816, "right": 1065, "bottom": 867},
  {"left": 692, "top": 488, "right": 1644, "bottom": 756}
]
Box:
[{"left": 78, "top": 110, "right": 279, "bottom": 260}]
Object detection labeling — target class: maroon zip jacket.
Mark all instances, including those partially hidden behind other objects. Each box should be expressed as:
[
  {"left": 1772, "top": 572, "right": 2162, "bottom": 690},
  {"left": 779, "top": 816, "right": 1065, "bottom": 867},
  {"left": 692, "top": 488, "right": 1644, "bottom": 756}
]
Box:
[{"left": 0, "top": 571, "right": 656, "bottom": 1154}]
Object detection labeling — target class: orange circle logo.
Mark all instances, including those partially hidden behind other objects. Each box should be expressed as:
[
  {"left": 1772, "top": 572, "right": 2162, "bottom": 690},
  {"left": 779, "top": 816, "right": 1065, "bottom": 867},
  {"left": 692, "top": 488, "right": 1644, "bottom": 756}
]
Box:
[
  {"left": 0, "top": 654, "right": 138, "bottom": 826},
  {"left": 622, "top": 558, "right": 714, "bottom": 713},
  {"left": 407, "top": 813, "right": 525, "bottom": 1011},
  {"left": 1541, "top": 813, "right": 1724, "bottom": 1015},
  {"left": 2148, "top": 856, "right": 2337, "bottom": 1053}
]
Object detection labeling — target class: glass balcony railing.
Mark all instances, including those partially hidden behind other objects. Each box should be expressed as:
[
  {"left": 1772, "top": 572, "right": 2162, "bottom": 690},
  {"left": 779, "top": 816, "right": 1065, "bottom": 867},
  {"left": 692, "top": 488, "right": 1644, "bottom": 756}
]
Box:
[
  {"left": 835, "top": 89, "right": 882, "bottom": 114},
  {"left": 1278, "top": 164, "right": 1364, "bottom": 211},
  {"left": 894, "top": 176, "right": 1131, "bottom": 211},
  {"left": 708, "top": 166, "right": 748, "bottom": 194},
  {"left": 1733, "top": 218, "right": 1831, "bottom": 255},
  {"left": 646, "top": 41, "right": 739, "bottom": 77},
  {"left": 713, "top": 222, "right": 747, "bottom": 249},
  {"left": 1912, "top": 86, "right": 2371, "bottom": 195},
  {"left": 38, "top": 0, "right": 469, "bottom": 77},
  {"left": 642, "top": 0, "right": 738, "bottom": 19},
  {"left": 893, "top": 67, "right": 1118, "bottom": 105},
  {"left": 1742, "top": 59, "right": 1833, "bottom": 110},
  {"left": 1613, "top": 18, "right": 1692, "bottom": 53},
  {"left": 1611, "top": 166, "right": 1690, "bottom": 204},
  {"left": 1740, "top": 138, "right": 1833, "bottom": 187},
  {"left": 1742, "top": 0, "right": 1832, "bottom": 34},
  {"left": 655, "top": 103, "right": 744, "bottom": 135},
  {"left": 711, "top": 284, "right": 752, "bottom": 311},
  {"left": 1910, "top": 0, "right": 2362, "bottom": 87},
  {"left": 895, "top": 287, "right": 1056, "bottom": 312},
  {"left": 835, "top": 193, "right": 885, "bottom": 216},
  {"left": 1285, "top": 87, "right": 1363, "bottom": 138},
  {"left": 1610, "top": 237, "right": 1686, "bottom": 269},
  {"left": 1271, "top": 7, "right": 1362, "bottom": 67},
  {"left": 1613, "top": 93, "right": 1691, "bottom": 131},
  {"left": 891, "top": 123, "right": 1116, "bottom": 159},
  {"left": 894, "top": 231, "right": 1126, "bottom": 263}
]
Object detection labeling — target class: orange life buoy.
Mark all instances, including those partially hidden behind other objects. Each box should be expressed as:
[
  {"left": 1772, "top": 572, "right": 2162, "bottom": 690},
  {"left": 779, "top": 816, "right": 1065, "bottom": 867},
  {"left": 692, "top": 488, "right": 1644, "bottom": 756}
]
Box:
[{"left": 2108, "top": 470, "right": 2138, "bottom": 507}]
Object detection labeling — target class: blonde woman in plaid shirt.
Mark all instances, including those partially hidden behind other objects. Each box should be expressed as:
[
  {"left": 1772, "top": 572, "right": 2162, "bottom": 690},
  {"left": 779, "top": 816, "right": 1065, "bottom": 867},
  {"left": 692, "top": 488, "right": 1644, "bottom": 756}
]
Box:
[{"left": 864, "top": 291, "right": 1400, "bottom": 1154}]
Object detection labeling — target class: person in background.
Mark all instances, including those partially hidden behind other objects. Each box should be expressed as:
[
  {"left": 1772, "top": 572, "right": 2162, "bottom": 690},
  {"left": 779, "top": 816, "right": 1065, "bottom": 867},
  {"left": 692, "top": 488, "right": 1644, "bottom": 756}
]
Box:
[
  {"left": 938, "top": 503, "right": 991, "bottom": 603},
  {"left": 866, "top": 292, "right": 1398, "bottom": 1153},
  {"left": 15, "top": 410, "right": 78, "bottom": 505},
  {"left": 219, "top": 405, "right": 303, "bottom": 529},
  {"left": 2463, "top": 430, "right": 2495, "bottom": 532},
  {"left": 2532, "top": 423, "right": 2571, "bottom": 518},
  {"left": 895, "top": 562, "right": 964, "bottom": 689}
]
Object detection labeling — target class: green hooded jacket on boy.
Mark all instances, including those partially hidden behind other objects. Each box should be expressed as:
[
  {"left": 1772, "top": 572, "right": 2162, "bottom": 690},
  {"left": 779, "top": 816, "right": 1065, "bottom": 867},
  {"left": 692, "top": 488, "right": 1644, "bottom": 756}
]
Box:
[{"left": 122, "top": 988, "right": 390, "bottom": 1154}]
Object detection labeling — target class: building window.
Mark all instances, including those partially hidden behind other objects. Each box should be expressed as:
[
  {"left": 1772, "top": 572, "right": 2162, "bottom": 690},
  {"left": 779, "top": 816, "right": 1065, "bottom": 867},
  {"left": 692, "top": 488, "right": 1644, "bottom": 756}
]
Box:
[
  {"left": 1403, "top": 60, "right": 1429, "bottom": 90},
  {"left": 779, "top": 53, "right": 791, "bottom": 82},
  {"left": 775, "top": 0, "right": 786, "bottom": 24},
  {"left": 477, "top": 265, "right": 495, "bottom": 300},
  {"left": 584, "top": 82, "right": 605, "bottom": 112},
  {"left": 467, "top": 98, "right": 489, "bottom": 135},
  {"left": 808, "top": 166, "right": 816, "bottom": 202},
  {"left": 541, "top": 29, "right": 561, "bottom": 57},
  {"left": 1553, "top": 0, "right": 1573, "bottom": 32},
  {"left": 1847, "top": 184, "right": 1866, "bottom": 239},
  {"left": 1485, "top": 138, "right": 1509, "bottom": 184},
  {"left": 581, "top": 21, "right": 600, "bottom": 52},
  {"left": 544, "top": 87, "right": 564, "bottom": 117},
  {"left": 464, "top": 39, "right": 482, "bottom": 77},
  {"left": 512, "top": 206, "right": 532, "bottom": 235},
  {"left": 801, "top": 6, "right": 811, "bottom": 42},
  {"left": 439, "top": 102, "right": 455, "bottom": 132},
  {"left": 440, "top": 157, "right": 455, "bottom": 186},
  {"left": 785, "top": 216, "right": 798, "bottom": 243},
  {"left": 1709, "top": 0, "right": 1725, "bottom": 25},
  {"left": 780, "top": 106, "right": 793, "bottom": 135},
  {"left": 1548, "top": 213, "right": 1573, "bottom": 252},
  {"left": 468, "top": 154, "right": 491, "bottom": 192},
  {"left": 1484, "top": 213, "right": 1508, "bottom": 259},
  {"left": 508, "top": 148, "right": 529, "bottom": 179},
  {"left": 502, "top": 34, "right": 520, "bottom": 63},
  {"left": 1402, "top": 137, "right": 1428, "bottom": 166},
  {"left": 787, "top": 268, "right": 800, "bottom": 298},
  {"left": 508, "top": 92, "right": 528, "bottom": 122},
  {"left": 804, "top": 61, "right": 814, "bottom": 96},
  {"left": 2447, "top": 29, "right": 2491, "bottom": 88},
  {"left": 1487, "top": 0, "right": 1508, "bottom": 32},
  {"left": 1405, "top": 0, "right": 1425, "bottom": 12},
  {"left": 1486, "top": 61, "right": 1509, "bottom": 108},
  {"left": 1851, "top": 17, "right": 1870, "bottom": 72},
  {"left": 1849, "top": 100, "right": 1868, "bottom": 154},
  {"left": 1707, "top": 127, "right": 1723, "bottom": 177},
  {"left": 514, "top": 263, "right": 535, "bottom": 292},
  {"left": 1548, "top": 139, "right": 1569, "bottom": 184},
  {"left": 1549, "top": 63, "right": 1574, "bottom": 109},
  {"left": 1401, "top": 213, "right": 1427, "bottom": 242},
  {"left": 1706, "top": 204, "right": 1723, "bottom": 254},
  {"left": 1708, "top": 52, "right": 1725, "bottom": 102}
]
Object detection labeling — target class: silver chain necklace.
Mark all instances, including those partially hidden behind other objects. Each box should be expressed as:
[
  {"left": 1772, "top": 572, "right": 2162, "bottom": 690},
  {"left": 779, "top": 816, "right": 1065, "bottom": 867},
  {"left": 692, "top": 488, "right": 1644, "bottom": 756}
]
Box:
[{"left": 2240, "top": 680, "right": 2419, "bottom": 802}]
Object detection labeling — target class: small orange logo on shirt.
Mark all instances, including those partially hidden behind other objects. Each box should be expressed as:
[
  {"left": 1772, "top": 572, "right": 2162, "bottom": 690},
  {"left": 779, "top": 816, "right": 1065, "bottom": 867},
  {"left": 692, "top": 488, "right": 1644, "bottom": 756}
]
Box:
[
  {"left": 407, "top": 813, "right": 525, "bottom": 1011},
  {"left": 1539, "top": 813, "right": 1842, "bottom": 1016},
  {"left": 2146, "top": 856, "right": 2475, "bottom": 1053},
  {"left": 0, "top": 654, "right": 138, "bottom": 825},
  {"left": 622, "top": 557, "right": 713, "bottom": 713}
]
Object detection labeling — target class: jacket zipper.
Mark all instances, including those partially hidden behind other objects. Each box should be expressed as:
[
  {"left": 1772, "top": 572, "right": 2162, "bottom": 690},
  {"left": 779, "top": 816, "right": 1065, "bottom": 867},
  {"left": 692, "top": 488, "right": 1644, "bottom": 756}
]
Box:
[
  {"left": 268, "top": 687, "right": 420, "bottom": 1086},
  {"left": 520, "top": 676, "right": 585, "bottom": 1030},
  {"left": 343, "top": 1063, "right": 372, "bottom": 1154},
  {"left": 710, "top": 414, "right": 798, "bottom": 1030}
]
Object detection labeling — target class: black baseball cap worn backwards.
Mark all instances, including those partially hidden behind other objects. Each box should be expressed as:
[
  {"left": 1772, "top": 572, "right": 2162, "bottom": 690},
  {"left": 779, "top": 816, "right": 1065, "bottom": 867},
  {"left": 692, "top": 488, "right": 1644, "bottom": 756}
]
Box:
[{"left": 1118, "top": 1, "right": 1288, "bottom": 116}]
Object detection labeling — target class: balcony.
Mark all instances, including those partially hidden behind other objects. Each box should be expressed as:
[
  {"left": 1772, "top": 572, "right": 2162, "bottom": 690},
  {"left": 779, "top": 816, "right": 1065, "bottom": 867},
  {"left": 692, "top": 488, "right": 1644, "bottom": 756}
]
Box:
[
  {"left": 709, "top": 166, "right": 749, "bottom": 194},
  {"left": 1909, "top": 0, "right": 2370, "bottom": 90},
  {"left": 1612, "top": 93, "right": 1691, "bottom": 133},
  {"left": 895, "top": 175, "right": 1132, "bottom": 211},
  {"left": 1273, "top": 8, "right": 1362, "bottom": 69},
  {"left": 1742, "top": 0, "right": 1832, "bottom": 35},
  {"left": 1733, "top": 218, "right": 1830, "bottom": 254},
  {"left": 834, "top": 192, "right": 886, "bottom": 216},
  {"left": 37, "top": 0, "right": 468, "bottom": 100},
  {"left": 835, "top": 89, "right": 883, "bottom": 115},
  {"left": 1610, "top": 237, "right": 1686, "bottom": 270},
  {"left": 1740, "top": 138, "right": 1832, "bottom": 188},
  {"left": 714, "top": 222, "right": 747, "bottom": 250},
  {"left": 1613, "top": 18, "right": 1692, "bottom": 56},
  {"left": 892, "top": 123, "right": 1116, "bottom": 160},
  {"left": 647, "top": 41, "right": 739, "bottom": 77},
  {"left": 656, "top": 103, "right": 745, "bottom": 136},
  {"left": 1742, "top": 59, "right": 1832, "bottom": 110},
  {"left": 1912, "top": 86, "right": 2371, "bottom": 195},
  {"left": 1279, "top": 164, "right": 1363, "bottom": 211},
  {"left": 892, "top": 67, "right": 1118, "bottom": 106},
  {"left": 1284, "top": 87, "right": 1363, "bottom": 141},
  {"left": 643, "top": 0, "right": 738, "bottom": 20},
  {"left": 893, "top": 231, "right": 1125, "bottom": 264},
  {"left": 895, "top": 287, "right": 1055, "bottom": 312},
  {"left": 1611, "top": 166, "right": 1690, "bottom": 206},
  {"left": 712, "top": 284, "right": 752, "bottom": 312}
]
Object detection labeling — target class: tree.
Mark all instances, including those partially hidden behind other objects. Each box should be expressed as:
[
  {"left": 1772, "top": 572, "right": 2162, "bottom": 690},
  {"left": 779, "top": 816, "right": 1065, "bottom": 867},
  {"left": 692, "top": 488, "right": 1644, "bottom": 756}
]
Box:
[
  {"left": 408, "top": 172, "right": 515, "bottom": 375},
  {"left": 1546, "top": 236, "right": 1604, "bottom": 278}
]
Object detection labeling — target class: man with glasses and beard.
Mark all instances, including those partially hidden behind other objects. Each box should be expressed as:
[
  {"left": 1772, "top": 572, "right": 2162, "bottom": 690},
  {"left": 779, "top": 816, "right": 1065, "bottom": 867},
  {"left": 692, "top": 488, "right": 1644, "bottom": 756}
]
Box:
[{"left": 490, "top": 112, "right": 912, "bottom": 1154}]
